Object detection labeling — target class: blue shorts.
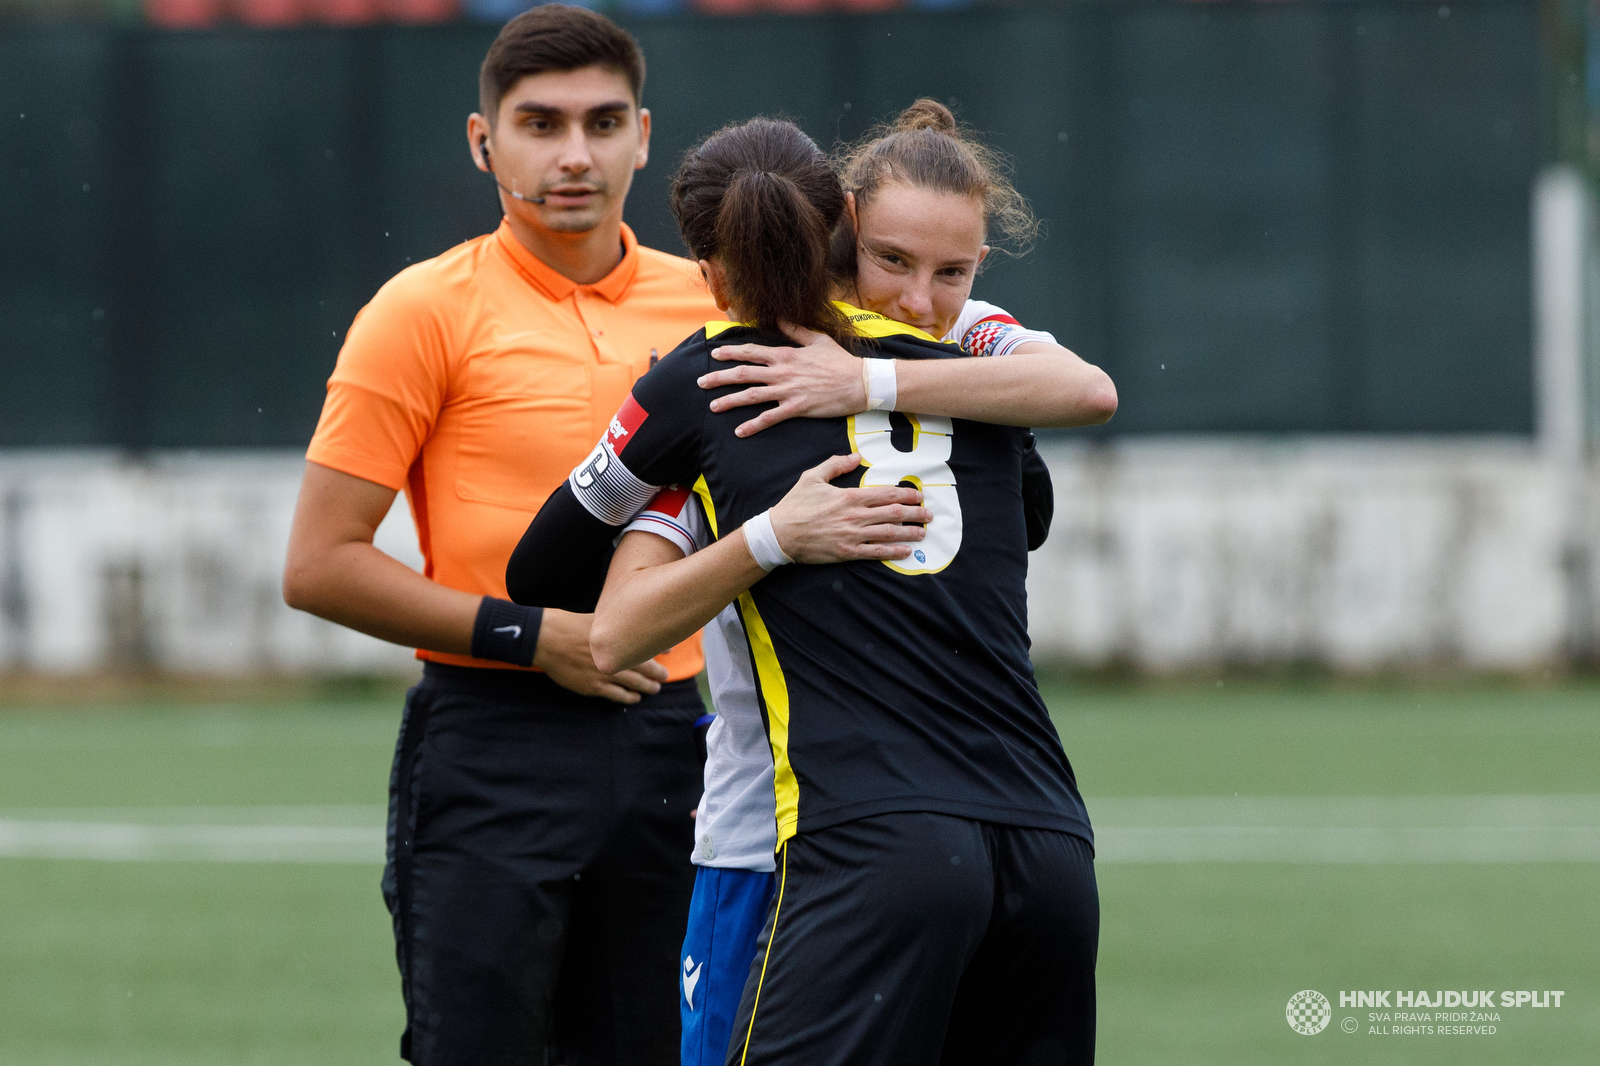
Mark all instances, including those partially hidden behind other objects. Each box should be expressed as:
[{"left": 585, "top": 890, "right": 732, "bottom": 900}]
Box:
[{"left": 680, "top": 865, "right": 777, "bottom": 1066}]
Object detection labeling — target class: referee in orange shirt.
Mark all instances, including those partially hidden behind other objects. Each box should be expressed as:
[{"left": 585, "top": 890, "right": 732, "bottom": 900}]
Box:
[{"left": 282, "top": 9, "right": 718, "bottom": 1064}]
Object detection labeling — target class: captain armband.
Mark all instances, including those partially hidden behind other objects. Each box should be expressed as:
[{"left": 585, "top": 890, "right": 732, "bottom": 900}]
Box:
[{"left": 568, "top": 441, "right": 659, "bottom": 527}]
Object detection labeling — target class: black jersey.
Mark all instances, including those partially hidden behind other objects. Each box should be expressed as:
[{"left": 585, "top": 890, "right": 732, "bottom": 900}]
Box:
[{"left": 510, "top": 308, "right": 1091, "bottom": 850}]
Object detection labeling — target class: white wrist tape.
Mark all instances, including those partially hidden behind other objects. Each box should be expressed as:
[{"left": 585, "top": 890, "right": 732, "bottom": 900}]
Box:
[
  {"left": 862, "top": 358, "right": 897, "bottom": 412},
  {"left": 742, "top": 510, "right": 794, "bottom": 572}
]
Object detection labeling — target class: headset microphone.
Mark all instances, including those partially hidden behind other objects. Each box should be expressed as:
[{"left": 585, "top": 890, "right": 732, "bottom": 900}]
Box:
[{"left": 480, "top": 139, "right": 546, "bottom": 205}]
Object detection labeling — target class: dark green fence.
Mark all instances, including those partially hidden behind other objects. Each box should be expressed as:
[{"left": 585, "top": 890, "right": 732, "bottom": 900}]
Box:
[{"left": 0, "top": 1, "right": 1540, "bottom": 447}]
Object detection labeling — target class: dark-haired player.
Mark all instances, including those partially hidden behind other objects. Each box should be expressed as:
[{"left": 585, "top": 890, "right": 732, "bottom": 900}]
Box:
[
  {"left": 510, "top": 99, "right": 1113, "bottom": 1066},
  {"left": 510, "top": 116, "right": 1100, "bottom": 1065},
  {"left": 284, "top": 8, "right": 723, "bottom": 1064}
]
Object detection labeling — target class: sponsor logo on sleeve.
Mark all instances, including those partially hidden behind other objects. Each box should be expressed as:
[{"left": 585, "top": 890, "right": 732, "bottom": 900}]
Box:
[
  {"left": 605, "top": 395, "right": 649, "bottom": 452},
  {"left": 647, "top": 485, "right": 692, "bottom": 519}
]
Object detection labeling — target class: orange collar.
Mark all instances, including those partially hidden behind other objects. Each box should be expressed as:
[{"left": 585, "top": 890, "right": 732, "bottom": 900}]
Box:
[{"left": 493, "top": 219, "right": 642, "bottom": 303}]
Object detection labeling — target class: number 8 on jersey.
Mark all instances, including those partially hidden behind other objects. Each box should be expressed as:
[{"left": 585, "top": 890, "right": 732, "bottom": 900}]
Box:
[{"left": 848, "top": 411, "right": 963, "bottom": 575}]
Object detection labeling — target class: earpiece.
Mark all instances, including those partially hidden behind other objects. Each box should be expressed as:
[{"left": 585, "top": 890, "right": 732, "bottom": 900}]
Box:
[{"left": 478, "top": 136, "right": 545, "bottom": 204}]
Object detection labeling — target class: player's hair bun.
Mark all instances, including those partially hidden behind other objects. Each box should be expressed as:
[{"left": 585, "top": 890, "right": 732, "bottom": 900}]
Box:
[
  {"left": 894, "top": 99, "right": 956, "bottom": 134},
  {"left": 837, "top": 99, "right": 1039, "bottom": 262}
]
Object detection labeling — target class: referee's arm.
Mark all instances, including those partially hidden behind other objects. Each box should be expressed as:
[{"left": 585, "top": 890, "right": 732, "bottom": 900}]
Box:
[
  {"left": 283, "top": 461, "right": 666, "bottom": 704},
  {"left": 285, "top": 461, "right": 478, "bottom": 655}
]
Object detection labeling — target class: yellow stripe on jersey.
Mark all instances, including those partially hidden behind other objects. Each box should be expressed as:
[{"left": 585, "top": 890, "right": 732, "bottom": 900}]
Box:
[
  {"left": 736, "top": 592, "right": 800, "bottom": 846},
  {"left": 694, "top": 471, "right": 796, "bottom": 841},
  {"left": 702, "top": 303, "right": 954, "bottom": 347},
  {"left": 689, "top": 477, "right": 797, "bottom": 841},
  {"left": 691, "top": 475, "right": 719, "bottom": 538}
]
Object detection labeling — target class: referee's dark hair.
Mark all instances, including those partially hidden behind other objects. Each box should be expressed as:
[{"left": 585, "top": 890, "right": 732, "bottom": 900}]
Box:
[
  {"left": 480, "top": 4, "right": 646, "bottom": 120},
  {"left": 670, "top": 118, "right": 854, "bottom": 346}
]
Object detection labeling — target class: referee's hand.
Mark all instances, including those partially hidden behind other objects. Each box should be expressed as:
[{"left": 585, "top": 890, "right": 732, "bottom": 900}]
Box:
[
  {"left": 701, "top": 325, "right": 863, "bottom": 437},
  {"left": 770, "top": 454, "right": 931, "bottom": 564},
  {"left": 534, "top": 608, "right": 669, "bottom": 704}
]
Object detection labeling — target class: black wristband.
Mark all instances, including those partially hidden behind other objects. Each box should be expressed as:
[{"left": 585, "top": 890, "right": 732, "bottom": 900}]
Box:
[{"left": 470, "top": 597, "right": 543, "bottom": 667}]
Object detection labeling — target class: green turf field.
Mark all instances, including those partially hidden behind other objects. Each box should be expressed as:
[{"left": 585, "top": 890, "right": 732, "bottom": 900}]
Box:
[{"left": 0, "top": 679, "right": 1595, "bottom": 1064}]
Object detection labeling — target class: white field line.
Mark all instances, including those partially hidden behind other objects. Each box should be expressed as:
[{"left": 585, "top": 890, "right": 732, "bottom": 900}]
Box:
[
  {"left": 0, "top": 805, "right": 387, "bottom": 863},
  {"left": 1097, "top": 826, "right": 1600, "bottom": 863},
  {"left": 1, "top": 804, "right": 388, "bottom": 826},
  {"left": 1092, "top": 794, "right": 1600, "bottom": 864},
  {"left": 0, "top": 820, "right": 382, "bottom": 863},
  {"left": 0, "top": 796, "right": 1596, "bottom": 864}
]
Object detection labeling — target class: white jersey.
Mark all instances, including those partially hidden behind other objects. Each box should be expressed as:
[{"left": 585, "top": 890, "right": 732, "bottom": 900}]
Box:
[
  {"left": 624, "top": 487, "right": 778, "bottom": 873},
  {"left": 625, "top": 297, "right": 1048, "bottom": 874}
]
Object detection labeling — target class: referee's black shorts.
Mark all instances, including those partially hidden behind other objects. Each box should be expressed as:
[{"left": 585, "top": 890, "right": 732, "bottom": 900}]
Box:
[
  {"left": 383, "top": 662, "right": 706, "bottom": 1066},
  {"left": 728, "top": 811, "right": 1099, "bottom": 1066}
]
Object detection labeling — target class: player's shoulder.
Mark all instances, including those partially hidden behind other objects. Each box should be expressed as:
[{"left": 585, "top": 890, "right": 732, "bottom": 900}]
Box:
[
  {"left": 953, "top": 297, "right": 1059, "bottom": 358},
  {"left": 869, "top": 331, "right": 964, "bottom": 361},
  {"left": 836, "top": 303, "right": 963, "bottom": 362},
  {"left": 631, "top": 322, "right": 717, "bottom": 397},
  {"left": 955, "top": 298, "right": 1018, "bottom": 331},
  {"left": 629, "top": 484, "right": 711, "bottom": 554},
  {"left": 663, "top": 321, "right": 720, "bottom": 363}
]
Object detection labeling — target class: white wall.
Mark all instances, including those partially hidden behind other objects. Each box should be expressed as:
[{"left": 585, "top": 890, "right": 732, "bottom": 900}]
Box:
[
  {"left": 0, "top": 441, "right": 1591, "bottom": 675},
  {"left": 0, "top": 451, "right": 421, "bottom": 674},
  {"left": 1029, "top": 437, "right": 1586, "bottom": 670}
]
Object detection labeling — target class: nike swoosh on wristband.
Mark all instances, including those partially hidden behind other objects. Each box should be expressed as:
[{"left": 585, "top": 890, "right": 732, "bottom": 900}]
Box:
[{"left": 492, "top": 625, "right": 522, "bottom": 639}]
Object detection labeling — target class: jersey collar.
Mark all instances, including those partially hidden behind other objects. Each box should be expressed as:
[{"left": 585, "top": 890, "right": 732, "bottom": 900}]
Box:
[
  {"left": 831, "top": 302, "right": 943, "bottom": 343},
  {"left": 704, "top": 302, "right": 945, "bottom": 344},
  {"left": 494, "top": 219, "right": 642, "bottom": 304}
]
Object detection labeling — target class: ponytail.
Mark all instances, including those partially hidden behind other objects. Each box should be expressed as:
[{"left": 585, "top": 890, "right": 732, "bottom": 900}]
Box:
[{"left": 671, "top": 119, "right": 852, "bottom": 343}]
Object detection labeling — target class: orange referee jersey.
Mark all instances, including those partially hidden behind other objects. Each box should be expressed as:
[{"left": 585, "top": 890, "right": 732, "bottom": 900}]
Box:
[{"left": 306, "top": 220, "right": 719, "bottom": 677}]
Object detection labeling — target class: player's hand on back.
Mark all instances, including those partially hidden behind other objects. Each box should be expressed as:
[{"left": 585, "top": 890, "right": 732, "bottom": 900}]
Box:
[
  {"left": 534, "top": 608, "right": 669, "bottom": 704},
  {"left": 700, "top": 325, "right": 866, "bottom": 437},
  {"left": 768, "top": 454, "right": 930, "bottom": 564}
]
